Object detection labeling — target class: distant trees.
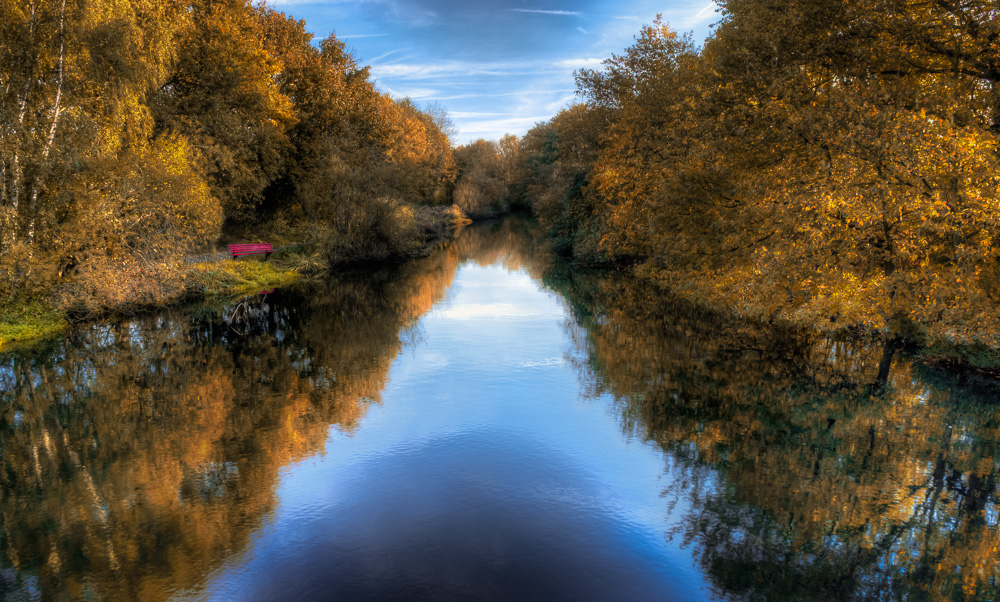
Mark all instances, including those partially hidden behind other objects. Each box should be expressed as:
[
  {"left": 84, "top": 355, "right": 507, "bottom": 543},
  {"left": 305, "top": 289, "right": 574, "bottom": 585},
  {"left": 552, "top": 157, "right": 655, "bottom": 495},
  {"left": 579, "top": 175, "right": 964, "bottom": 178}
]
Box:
[
  {"left": 1, "top": 0, "right": 459, "bottom": 310},
  {"left": 452, "top": 136, "right": 521, "bottom": 219},
  {"left": 517, "top": 2, "right": 1000, "bottom": 356}
]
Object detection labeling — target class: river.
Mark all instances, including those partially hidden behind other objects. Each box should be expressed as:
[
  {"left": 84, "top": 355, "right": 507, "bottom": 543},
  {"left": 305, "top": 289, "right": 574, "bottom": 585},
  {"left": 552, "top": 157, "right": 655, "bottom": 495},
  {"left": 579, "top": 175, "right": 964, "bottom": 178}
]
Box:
[{"left": 0, "top": 216, "right": 998, "bottom": 601}]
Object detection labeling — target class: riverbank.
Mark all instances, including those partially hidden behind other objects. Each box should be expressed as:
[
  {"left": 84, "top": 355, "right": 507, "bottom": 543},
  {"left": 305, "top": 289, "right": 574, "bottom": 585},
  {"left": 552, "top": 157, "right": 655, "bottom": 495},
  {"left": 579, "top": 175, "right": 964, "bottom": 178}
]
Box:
[
  {"left": 624, "top": 262, "right": 1000, "bottom": 377},
  {"left": 0, "top": 259, "right": 300, "bottom": 351},
  {"left": 0, "top": 205, "right": 470, "bottom": 351}
]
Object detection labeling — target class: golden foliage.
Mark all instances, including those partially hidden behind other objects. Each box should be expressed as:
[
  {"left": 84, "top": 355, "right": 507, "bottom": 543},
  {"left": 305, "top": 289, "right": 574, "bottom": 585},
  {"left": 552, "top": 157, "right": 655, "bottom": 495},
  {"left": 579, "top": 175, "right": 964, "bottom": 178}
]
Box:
[
  {"left": 1, "top": 0, "right": 459, "bottom": 317},
  {"left": 518, "top": 3, "right": 1000, "bottom": 360}
]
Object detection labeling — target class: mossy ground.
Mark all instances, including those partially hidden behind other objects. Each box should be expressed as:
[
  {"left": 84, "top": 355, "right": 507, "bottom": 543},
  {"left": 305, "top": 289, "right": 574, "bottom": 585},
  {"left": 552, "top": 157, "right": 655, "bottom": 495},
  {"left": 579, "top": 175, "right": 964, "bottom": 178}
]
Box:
[
  {"left": 0, "top": 299, "right": 67, "bottom": 349},
  {"left": 0, "top": 258, "right": 299, "bottom": 351},
  {"left": 187, "top": 259, "right": 299, "bottom": 298}
]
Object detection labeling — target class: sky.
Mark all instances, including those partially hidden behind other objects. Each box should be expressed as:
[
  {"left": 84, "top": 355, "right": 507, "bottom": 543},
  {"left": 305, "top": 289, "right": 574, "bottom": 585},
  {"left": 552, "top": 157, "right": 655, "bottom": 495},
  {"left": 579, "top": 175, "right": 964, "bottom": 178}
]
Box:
[{"left": 265, "top": 0, "right": 721, "bottom": 145}]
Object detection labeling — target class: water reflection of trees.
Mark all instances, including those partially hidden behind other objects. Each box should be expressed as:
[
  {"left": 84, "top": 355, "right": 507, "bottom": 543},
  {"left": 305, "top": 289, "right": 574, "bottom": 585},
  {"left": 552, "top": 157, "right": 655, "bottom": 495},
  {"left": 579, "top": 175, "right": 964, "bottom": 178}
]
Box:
[
  {"left": 0, "top": 248, "right": 470, "bottom": 600},
  {"left": 4, "top": 216, "right": 996, "bottom": 602},
  {"left": 555, "top": 270, "right": 1000, "bottom": 602},
  {"left": 0, "top": 216, "right": 555, "bottom": 602}
]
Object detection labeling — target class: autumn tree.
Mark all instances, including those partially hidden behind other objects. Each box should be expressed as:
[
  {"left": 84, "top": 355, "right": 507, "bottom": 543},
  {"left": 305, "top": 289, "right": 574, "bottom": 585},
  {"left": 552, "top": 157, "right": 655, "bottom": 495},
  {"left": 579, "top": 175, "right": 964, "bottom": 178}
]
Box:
[
  {"left": 518, "top": 104, "right": 607, "bottom": 258},
  {"left": 0, "top": 0, "right": 222, "bottom": 305},
  {"left": 150, "top": 0, "right": 295, "bottom": 225},
  {"left": 520, "top": 4, "right": 1000, "bottom": 358},
  {"left": 695, "top": 0, "right": 1000, "bottom": 347}
]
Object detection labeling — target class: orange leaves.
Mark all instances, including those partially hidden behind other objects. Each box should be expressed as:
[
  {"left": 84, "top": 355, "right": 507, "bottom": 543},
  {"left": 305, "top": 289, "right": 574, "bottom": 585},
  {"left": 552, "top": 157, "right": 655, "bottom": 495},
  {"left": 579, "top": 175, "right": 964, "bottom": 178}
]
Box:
[{"left": 515, "top": 2, "right": 1000, "bottom": 353}]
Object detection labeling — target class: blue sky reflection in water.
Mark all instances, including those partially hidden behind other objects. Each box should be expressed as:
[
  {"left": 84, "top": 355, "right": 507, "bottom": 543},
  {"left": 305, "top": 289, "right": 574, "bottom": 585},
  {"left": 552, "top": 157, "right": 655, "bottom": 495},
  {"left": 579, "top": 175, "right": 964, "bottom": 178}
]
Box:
[
  {"left": 266, "top": 0, "right": 719, "bottom": 142},
  {"left": 181, "top": 264, "right": 715, "bottom": 601}
]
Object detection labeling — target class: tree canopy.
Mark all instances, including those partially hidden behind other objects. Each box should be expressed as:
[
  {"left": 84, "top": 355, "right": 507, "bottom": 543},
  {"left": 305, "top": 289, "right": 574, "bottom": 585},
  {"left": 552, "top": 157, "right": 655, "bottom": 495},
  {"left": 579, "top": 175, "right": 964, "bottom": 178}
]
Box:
[
  {"left": 517, "top": 1, "right": 1000, "bottom": 362},
  {"left": 1, "top": 0, "right": 458, "bottom": 310}
]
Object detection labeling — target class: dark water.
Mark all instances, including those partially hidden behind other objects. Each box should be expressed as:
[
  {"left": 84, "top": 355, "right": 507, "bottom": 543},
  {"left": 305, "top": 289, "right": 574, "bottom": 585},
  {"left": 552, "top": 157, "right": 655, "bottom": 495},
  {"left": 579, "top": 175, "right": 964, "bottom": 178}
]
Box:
[{"left": 1, "top": 217, "right": 999, "bottom": 602}]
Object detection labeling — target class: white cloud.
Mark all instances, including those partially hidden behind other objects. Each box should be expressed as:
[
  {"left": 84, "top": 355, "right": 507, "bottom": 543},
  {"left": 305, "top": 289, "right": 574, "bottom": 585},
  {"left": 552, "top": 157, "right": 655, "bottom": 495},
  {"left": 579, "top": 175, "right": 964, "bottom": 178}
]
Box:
[
  {"left": 372, "top": 57, "right": 591, "bottom": 80},
  {"left": 577, "top": 26, "right": 589, "bottom": 34},
  {"left": 507, "top": 8, "right": 582, "bottom": 16},
  {"left": 449, "top": 111, "right": 514, "bottom": 118},
  {"left": 413, "top": 90, "right": 576, "bottom": 101},
  {"left": 373, "top": 62, "right": 522, "bottom": 78},
  {"left": 669, "top": 1, "right": 719, "bottom": 27},
  {"left": 392, "top": 87, "right": 440, "bottom": 99},
  {"left": 543, "top": 93, "right": 577, "bottom": 113},
  {"left": 554, "top": 57, "right": 604, "bottom": 69},
  {"left": 368, "top": 48, "right": 408, "bottom": 62},
  {"left": 455, "top": 115, "right": 555, "bottom": 140},
  {"left": 693, "top": 1, "right": 718, "bottom": 20},
  {"left": 339, "top": 33, "right": 391, "bottom": 39}
]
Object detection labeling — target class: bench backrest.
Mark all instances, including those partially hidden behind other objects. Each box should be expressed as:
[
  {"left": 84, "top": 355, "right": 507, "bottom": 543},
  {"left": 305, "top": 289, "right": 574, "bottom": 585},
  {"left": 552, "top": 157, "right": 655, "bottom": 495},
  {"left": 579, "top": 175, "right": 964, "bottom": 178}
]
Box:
[{"left": 228, "top": 243, "right": 273, "bottom": 256}]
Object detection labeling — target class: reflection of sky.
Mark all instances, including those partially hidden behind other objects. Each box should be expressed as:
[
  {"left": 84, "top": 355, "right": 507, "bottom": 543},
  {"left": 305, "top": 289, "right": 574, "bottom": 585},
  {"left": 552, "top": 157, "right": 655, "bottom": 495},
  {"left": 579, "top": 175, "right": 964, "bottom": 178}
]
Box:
[
  {"left": 180, "top": 261, "right": 717, "bottom": 601},
  {"left": 265, "top": 0, "right": 719, "bottom": 142}
]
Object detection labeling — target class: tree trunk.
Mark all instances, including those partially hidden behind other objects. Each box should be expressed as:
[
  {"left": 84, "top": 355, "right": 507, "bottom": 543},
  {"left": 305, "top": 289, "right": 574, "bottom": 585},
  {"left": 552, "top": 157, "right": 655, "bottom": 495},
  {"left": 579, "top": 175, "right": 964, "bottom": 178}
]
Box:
[
  {"left": 27, "top": 0, "right": 68, "bottom": 246},
  {"left": 875, "top": 338, "right": 897, "bottom": 389}
]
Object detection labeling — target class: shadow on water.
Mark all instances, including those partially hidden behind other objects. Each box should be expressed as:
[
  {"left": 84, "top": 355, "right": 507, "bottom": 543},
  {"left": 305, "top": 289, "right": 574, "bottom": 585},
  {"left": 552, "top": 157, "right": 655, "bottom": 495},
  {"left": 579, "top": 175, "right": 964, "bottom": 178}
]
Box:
[{"left": 0, "top": 215, "right": 998, "bottom": 601}]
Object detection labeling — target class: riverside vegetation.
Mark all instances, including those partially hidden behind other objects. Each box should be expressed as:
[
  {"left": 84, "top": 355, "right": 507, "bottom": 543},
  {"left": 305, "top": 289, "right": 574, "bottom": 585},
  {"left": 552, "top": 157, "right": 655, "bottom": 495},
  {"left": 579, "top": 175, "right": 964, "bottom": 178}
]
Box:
[
  {"left": 0, "top": 0, "right": 512, "bottom": 347},
  {"left": 4, "top": 0, "right": 1000, "bottom": 372},
  {"left": 516, "top": 0, "right": 1000, "bottom": 371},
  {"left": 1, "top": 218, "right": 997, "bottom": 601}
]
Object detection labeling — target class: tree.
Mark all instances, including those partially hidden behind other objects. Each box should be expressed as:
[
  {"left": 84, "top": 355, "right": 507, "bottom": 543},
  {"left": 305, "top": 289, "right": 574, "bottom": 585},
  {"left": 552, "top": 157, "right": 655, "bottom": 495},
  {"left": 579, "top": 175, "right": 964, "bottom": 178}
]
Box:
[
  {"left": 520, "top": 5, "right": 1000, "bottom": 352},
  {"left": 150, "top": 0, "right": 295, "bottom": 224},
  {"left": 0, "top": 0, "right": 219, "bottom": 300}
]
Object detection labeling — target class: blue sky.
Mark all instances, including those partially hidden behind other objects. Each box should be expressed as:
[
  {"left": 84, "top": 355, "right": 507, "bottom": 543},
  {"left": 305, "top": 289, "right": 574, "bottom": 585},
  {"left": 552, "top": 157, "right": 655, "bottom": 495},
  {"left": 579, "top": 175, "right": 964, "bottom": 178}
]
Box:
[{"left": 266, "top": 0, "right": 720, "bottom": 144}]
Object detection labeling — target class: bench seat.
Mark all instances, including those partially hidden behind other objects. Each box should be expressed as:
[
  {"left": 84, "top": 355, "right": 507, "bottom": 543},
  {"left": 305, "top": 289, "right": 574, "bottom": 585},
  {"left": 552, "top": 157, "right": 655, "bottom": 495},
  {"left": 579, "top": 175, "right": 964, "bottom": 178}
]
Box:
[{"left": 228, "top": 243, "right": 273, "bottom": 260}]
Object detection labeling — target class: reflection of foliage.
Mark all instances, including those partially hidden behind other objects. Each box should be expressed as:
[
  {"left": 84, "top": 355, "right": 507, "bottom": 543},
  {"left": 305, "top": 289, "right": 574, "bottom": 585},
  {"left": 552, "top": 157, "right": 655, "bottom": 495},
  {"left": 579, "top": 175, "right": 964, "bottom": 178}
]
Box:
[
  {"left": 6, "top": 215, "right": 996, "bottom": 602},
  {"left": 0, "top": 215, "right": 554, "bottom": 602},
  {"left": 554, "top": 268, "right": 1000, "bottom": 601}
]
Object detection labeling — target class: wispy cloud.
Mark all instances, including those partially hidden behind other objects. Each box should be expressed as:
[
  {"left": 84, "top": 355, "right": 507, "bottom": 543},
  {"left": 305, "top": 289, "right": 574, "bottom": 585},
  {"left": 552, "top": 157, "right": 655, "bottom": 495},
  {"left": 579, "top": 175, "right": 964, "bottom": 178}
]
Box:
[
  {"left": 394, "top": 87, "right": 440, "bottom": 99},
  {"left": 372, "top": 58, "right": 590, "bottom": 80},
  {"left": 507, "top": 8, "right": 582, "bottom": 16},
  {"left": 368, "top": 48, "right": 408, "bottom": 62},
  {"left": 693, "top": 1, "right": 718, "bottom": 20},
  {"left": 373, "top": 62, "right": 525, "bottom": 78},
  {"left": 612, "top": 15, "right": 640, "bottom": 20},
  {"left": 412, "top": 90, "right": 576, "bottom": 101},
  {"left": 544, "top": 93, "right": 577, "bottom": 113},
  {"left": 339, "top": 33, "right": 391, "bottom": 39},
  {"left": 576, "top": 26, "right": 589, "bottom": 35},
  {"left": 456, "top": 116, "right": 556, "bottom": 139},
  {"left": 449, "top": 111, "right": 515, "bottom": 118},
  {"left": 268, "top": 0, "right": 336, "bottom": 5},
  {"left": 554, "top": 57, "right": 604, "bottom": 69}
]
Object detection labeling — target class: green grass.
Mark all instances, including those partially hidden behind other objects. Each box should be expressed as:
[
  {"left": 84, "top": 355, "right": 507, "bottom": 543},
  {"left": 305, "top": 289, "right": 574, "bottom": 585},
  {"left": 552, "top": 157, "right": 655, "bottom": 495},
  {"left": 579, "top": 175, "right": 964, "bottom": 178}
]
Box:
[
  {"left": 187, "top": 259, "right": 299, "bottom": 298},
  {"left": 1, "top": 258, "right": 299, "bottom": 352},
  {"left": 0, "top": 299, "right": 67, "bottom": 350}
]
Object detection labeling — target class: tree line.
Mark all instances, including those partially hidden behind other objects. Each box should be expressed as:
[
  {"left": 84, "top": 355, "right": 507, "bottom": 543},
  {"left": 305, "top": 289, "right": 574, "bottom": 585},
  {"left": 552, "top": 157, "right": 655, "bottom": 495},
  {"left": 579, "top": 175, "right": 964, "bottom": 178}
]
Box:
[
  {"left": 512, "top": 0, "right": 1000, "bottom": 365},
  {"left": 0, "top": 0, "right": 514, "bottom": 314},
  {"left": 5, "top": 0, "right": 1000, "bottom": 362}
]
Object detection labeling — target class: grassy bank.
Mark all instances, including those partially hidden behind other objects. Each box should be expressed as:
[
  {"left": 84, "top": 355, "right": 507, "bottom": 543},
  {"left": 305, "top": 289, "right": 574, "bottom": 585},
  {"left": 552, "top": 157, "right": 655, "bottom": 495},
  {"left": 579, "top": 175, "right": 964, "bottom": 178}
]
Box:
[
  {"left": 0, "top": 206, "right": 469, "bottom": 352},
  {"left": 0, "top": 300, "right": 68, "bottom": 351},
  {"left": 0, "top": 259, "right": 299, "bottom": 351},
  {"left": 186, "top": 260, "right": 299, "bottom": 298}
]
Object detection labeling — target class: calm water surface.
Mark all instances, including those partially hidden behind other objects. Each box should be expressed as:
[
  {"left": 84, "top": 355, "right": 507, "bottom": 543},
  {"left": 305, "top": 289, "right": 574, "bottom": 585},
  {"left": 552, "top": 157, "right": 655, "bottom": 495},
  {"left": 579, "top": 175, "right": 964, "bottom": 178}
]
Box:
[{"left": 1, "top": 217, "right": 999, "bottom": 601}]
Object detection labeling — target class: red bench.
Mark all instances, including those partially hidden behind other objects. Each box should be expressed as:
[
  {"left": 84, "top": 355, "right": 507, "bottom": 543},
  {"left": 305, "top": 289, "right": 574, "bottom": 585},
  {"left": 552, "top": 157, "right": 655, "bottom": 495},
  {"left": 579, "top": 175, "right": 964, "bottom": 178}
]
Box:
[{"left": 228, "top": 243, "right": 273, "bottom": 260}]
